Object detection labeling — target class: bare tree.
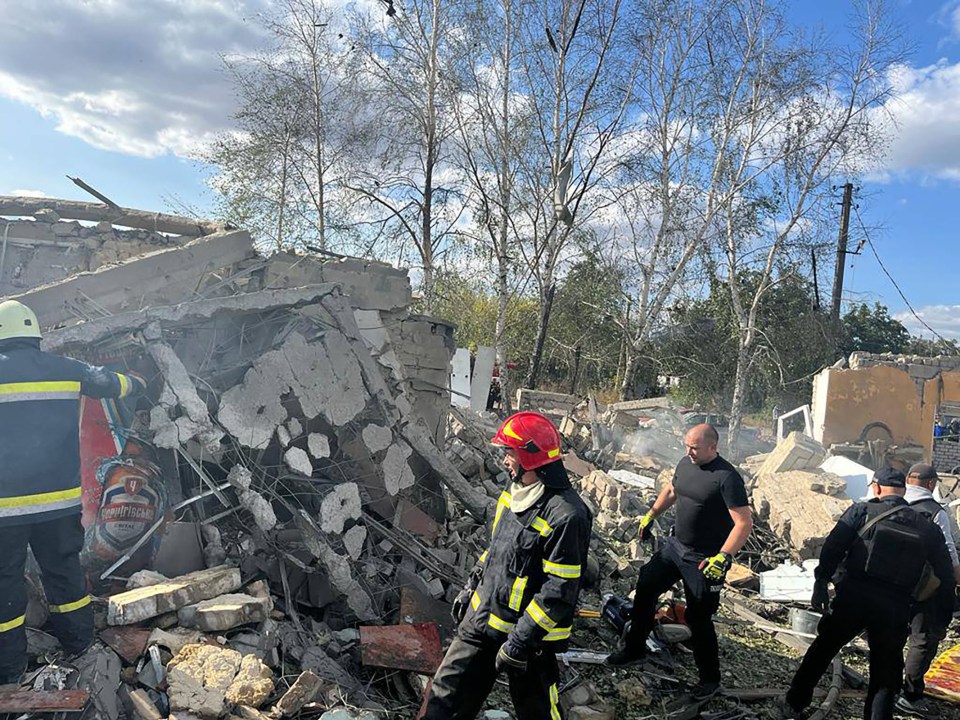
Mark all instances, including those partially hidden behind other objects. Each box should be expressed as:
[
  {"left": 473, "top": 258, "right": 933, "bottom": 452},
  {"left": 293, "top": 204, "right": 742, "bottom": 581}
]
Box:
[
  {"left": 514, "top": 0, "right": 634, "bottom": 389},
  {"left": 709, "top": 0, "right": 903, "bottom": 456},
  {"left": 346, "top": 0, "right": 467, "bottom": 312},
  {"left": 208, "top": 0, "right": 357, "bottom": 250}
]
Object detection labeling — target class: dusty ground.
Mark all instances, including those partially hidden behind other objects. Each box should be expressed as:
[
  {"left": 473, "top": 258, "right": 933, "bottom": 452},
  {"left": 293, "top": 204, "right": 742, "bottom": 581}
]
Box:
[{"left": 478, "top": 592, "right": 960, "bottom": 720}]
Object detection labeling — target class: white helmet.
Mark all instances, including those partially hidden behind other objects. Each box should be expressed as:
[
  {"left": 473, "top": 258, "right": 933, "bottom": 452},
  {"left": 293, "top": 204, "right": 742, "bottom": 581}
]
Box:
[{"left": 0, "top": 300, "right": 41, "bottom": 340}]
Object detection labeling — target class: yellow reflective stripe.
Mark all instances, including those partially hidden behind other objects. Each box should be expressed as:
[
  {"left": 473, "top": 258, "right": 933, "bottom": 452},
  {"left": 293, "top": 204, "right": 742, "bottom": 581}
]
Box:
[
  {"left": 0, "top": 486, "right": 82, "bottom": 510},
  {"left": 526, "top": 599, "right": 556, "bottom": 631},
  {"left": 531, "top": 517, "right": 553, "bottom": 537},
  {"left": 488, "top": 613, "right": 516, "bottom": 633},
  {"left": 0, "top": 381, "right": 81, "bottom": 404},
  {"left": 502, "top": 421, "right": 523, "bottom": 441},
  {"left": 0, "top": 381, "right": 80, "bottom": 394},
  {"left": 492, "top": 491, "right": 511, "bottom": 535},
  {"left": 543, "top": 560, "right": 581, "bottom": 579},
  {"left": 479, "top": 550, "right": 488, "bottom": 563},
  {"left": 508, "top": 576, "right": 528, "bottom": 611},
  {"left": 117, "top": 374, "right": 130, "bottom": 398},
  {"left": 471, "top": 591, "right": 481, "bottom": 611},
  {"left": 544, "top": 626, "right": 572, "bottom": 642},
  {"left": 0, "top": 615, "right": 24, "bottom": 633},
  {"left": 547, "top": 448, "right": 560, "bottom": 458},
  {"left": 549, "top": 684, "right": 561, "bottom": 720},
  {"left": 49, "top": 595, "right": 91, "bottom": 614}
]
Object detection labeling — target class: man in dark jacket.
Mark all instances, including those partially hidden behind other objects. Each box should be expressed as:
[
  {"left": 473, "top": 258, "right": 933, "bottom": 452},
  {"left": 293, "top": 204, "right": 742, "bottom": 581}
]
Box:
[
  {"left": 779, "top": 467, "right": 956, "bottom": 720},
  {"left": 0, "top": 300, "right": 145, "bottom": 685},
  {"left": 419, "top": 411, "right": 592, "bottom": 720},
  {"left": 607, "top": 423, "right": 753, "bottom": 702}
]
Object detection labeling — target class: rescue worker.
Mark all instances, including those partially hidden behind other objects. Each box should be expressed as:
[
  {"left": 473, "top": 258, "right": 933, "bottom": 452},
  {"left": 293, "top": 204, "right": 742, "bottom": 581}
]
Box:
[
  {"left": 420, "top": 412, "right": 592, "bottom": 720},
  {"left": 0, "top": 300, "right": 145, "bottom": 685},
  {"left": 898, "top": 463, "right": 960, "bottom": 717},
  {"left": 779, "top": 467, "right": 955, "bottom": 720},
  {"left": 607, "top": 423, "right": 752, "bottom": 702}
]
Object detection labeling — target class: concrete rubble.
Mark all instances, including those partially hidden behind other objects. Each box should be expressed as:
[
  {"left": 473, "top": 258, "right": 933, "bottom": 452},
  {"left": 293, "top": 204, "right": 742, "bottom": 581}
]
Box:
[{"left": 1, "top": 201, "right": 928, "bottom": 718}]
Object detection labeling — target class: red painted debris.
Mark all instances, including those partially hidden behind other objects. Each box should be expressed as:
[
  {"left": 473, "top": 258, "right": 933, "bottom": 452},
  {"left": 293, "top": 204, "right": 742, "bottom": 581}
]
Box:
[
  {"left": 99, "top": 627, "right": 152, "bottom": 665},
  {"left": 394, "top": 499, "right": 442, "bottom": 542},
  {"left": 359, "top": 622, "right": 443, "bottom": 675}
]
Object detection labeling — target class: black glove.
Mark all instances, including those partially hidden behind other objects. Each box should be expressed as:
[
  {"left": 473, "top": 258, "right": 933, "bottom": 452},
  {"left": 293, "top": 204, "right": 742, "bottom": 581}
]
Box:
[
  {"left": 451, "top": 587, "right": 472, "bottom": 624},
  {"left": 811, "top": 581, "right": 830, "bottom": 614},
  {"left": 495, "top": 639, "right": 528, "bottom": 675}
]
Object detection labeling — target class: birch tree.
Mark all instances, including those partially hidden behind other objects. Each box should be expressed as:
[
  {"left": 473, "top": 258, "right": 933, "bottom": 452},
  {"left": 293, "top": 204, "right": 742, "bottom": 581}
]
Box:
[
  {"left": 515, "top": 0, "right": 634, "bottom": 389},
  {"left": 347, "top": 0, "right": 466, "bottom": 312},
  {"left": 710, "top": 0, "right": 903, "bottom": 455}
]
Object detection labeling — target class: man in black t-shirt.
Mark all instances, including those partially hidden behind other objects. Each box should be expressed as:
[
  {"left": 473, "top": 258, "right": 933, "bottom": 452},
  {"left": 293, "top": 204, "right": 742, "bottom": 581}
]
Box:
[{"left": 607, "top": 423, "right": 752, "bottom": 702}]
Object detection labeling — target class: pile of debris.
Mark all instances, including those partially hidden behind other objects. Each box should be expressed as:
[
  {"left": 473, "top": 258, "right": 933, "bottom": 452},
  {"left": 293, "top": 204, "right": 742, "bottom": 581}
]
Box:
[{"left": 0, "top": 200, "right": 495, "bottom": 718}]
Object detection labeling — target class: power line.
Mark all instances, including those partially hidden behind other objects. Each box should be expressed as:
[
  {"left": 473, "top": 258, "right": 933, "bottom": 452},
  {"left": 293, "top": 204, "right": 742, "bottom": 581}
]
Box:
[{"left": 853, "top": 205, "right": 957, "bottom": 353}]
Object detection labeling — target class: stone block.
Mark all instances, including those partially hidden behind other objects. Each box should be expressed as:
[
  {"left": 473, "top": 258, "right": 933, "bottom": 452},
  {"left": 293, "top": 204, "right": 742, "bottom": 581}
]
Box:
[
  {"left": 758, "top": 432, "right": 826, "bottom": 475},
  {"left": 568, "top": 705, "right": 617, "bottom": 720},
  {"left": 107, "top": 566, "right": 242, "bottom": 625},
  {"left": 276, "top": 671, "right": 323, "bottom": 716},
  {"left": 752, "top": 471, "right": 852, "bottom": 559},
  {"left": 167, "top": 644, "right": 273, "bottom": 718},
  {"left": 178, "top": 594, "right": 271, "bottom": 632}
]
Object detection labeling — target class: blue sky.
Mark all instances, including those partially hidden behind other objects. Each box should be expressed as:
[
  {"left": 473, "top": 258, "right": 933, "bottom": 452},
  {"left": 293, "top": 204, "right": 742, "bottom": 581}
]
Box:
[{"left": 0, "top": 0, "right": 959, "bottom": 338}]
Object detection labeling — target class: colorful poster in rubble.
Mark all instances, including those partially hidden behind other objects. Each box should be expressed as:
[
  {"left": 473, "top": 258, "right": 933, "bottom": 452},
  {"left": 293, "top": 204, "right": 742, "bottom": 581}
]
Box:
[{"left": 78, "top": 387, "right": 168, "bottom": 587}]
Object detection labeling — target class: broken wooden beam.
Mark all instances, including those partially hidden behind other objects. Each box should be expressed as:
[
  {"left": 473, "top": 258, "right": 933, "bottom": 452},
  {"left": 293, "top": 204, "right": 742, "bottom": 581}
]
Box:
[
  {"left": 0, "top": 196, "right": 228, "bottom": 236},
  {"left": 8, "top": 230, "right": 255, "bottom": 328},
  {"left": 0, "top": 689, "right": 89, "bottom": 713}
]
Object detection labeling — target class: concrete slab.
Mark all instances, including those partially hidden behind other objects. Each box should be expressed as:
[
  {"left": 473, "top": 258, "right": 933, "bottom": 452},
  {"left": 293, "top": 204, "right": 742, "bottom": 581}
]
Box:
[
  {"left": 14, "top": 231, "right": 254, "bottom": 329},
  {"left": 107, "top": 566, "right": 243, "bottom": 625},
  {"left": 451, "top": 348, "right": 471, "bottom": 408},
  {"left": 470, "top": 346, "right": 496, "bottom": 412}
]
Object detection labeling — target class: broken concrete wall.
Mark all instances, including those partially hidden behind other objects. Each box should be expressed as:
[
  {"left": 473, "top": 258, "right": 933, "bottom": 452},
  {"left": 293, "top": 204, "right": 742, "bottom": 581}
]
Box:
[
  {"left": 811, "top": 364, "right": 926, "bottom": 448},
  {"left": 0, "top": 217, "right": 183, "bottom": 294},
  {"left": 396, "top": 316, "right": 456, "bottom": 444},
  {"left": 813, "top": 357, "right": 960, "bottom": 463},
  {"left": 515, "top": 389, "right": 580, "bottom": 418}
]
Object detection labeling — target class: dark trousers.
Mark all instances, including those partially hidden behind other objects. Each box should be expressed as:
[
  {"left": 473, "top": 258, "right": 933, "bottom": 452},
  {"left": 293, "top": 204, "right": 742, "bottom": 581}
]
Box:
[
  {"left": 420, "top": 636, "right": 562, "bottom": 720},
  {"left": 786, "top": 587, "right": 909, "bottom": 720},
  {"left": 903, "top": 597, "right": 951, "bottom": 701},
  {"left": 625, "top": 537, "right": 723, "bottom": 684},
  {"left": 0, "top": 513, "right": 92, "bottom": 683}
]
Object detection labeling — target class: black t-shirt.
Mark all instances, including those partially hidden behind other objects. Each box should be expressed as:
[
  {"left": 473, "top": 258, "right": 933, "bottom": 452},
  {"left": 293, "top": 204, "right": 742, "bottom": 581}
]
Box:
[{"left": 672, "top": 455, "right": 749, "bottom": 554}]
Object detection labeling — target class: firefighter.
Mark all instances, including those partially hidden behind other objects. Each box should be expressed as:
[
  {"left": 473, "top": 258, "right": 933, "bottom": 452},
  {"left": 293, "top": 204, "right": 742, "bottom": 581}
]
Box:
[
  {"left": 606, "top": 423, "right": 753, "bottom": 703},
  {"left": 778, "top": 468, "right": 955, "bottom": 720},
  {"left": 419, "top": 412, "right": 592, "bottom": 720},
  {"left": 0, "top": 300, "right": 145, "bottom": 685}
]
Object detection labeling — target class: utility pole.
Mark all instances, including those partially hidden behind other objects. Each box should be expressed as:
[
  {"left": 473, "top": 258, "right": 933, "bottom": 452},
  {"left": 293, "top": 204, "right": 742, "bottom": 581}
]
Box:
[{"left": 830, "top": 182, "right": 854, "bottom": 323}]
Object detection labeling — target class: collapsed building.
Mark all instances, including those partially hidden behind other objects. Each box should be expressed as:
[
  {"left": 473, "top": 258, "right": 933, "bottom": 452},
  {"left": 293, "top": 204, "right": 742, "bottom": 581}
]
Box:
[{"left": 0, "top": 198, "right": 498, "bottom": 719}]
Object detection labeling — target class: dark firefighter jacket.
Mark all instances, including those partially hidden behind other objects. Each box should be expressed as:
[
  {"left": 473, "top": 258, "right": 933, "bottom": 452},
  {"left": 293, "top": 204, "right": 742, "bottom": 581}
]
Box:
[
  {"left": 0, "top": 338, "right": 142, "bottom": 526},
  {"left": 459, "top": 475, "right": 592, "bottom": 652}
]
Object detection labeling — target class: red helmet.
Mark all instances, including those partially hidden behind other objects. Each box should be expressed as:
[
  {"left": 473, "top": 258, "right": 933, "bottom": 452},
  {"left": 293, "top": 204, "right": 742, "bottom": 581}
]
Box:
[{"left": 491, "top": 412, "right": 562, "bottom": 471}]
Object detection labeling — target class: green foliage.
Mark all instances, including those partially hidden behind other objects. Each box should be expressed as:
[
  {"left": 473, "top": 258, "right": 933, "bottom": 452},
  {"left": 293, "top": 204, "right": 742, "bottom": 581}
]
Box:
[
  {"left": 840, "top": 303, "right": 910, "bottom": 355},
  {"left": 661, "top": 273, "right": 834, "bottom": 413}
]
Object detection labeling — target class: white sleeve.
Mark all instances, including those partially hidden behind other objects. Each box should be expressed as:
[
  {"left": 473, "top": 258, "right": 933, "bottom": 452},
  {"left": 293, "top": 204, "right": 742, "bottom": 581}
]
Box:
[{"left": 935, "top": 509, "right": 960, "bottom": 567}]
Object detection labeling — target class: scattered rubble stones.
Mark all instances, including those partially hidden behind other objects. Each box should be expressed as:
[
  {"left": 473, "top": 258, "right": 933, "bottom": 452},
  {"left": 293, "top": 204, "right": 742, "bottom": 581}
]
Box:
[{"left": 320, "top": 483, "right": 363, "bottom": 534}]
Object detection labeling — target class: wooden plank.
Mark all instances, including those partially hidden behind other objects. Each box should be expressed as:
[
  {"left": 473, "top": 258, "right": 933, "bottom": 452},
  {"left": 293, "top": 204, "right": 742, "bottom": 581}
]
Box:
[{"left": 0, "top": 689, "right": 89, "bottom": 712}]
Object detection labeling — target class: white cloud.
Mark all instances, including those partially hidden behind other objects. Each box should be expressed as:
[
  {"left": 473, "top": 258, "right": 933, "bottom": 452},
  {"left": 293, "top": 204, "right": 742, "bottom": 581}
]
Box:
[
  {"left": 9, "top": 189, "right": 50, "bottom": 198},
  {"left": 0, "top": 0, "right": 272, "bottom": 158},
  {"left": 876, "top": 59, "right": 960, "bottom": 179},
  {"left": 894, "top": 305, "right": 960, "bottom": 339}
]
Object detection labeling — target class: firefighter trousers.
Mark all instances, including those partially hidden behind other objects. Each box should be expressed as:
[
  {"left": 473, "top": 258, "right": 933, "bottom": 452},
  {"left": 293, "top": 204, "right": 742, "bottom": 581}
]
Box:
[
  {"left": 0, "top": 513, "right": 92, "bottom": 683},
  {"left": 419, "top": 636, "right": 562, "bottom": 720}
]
